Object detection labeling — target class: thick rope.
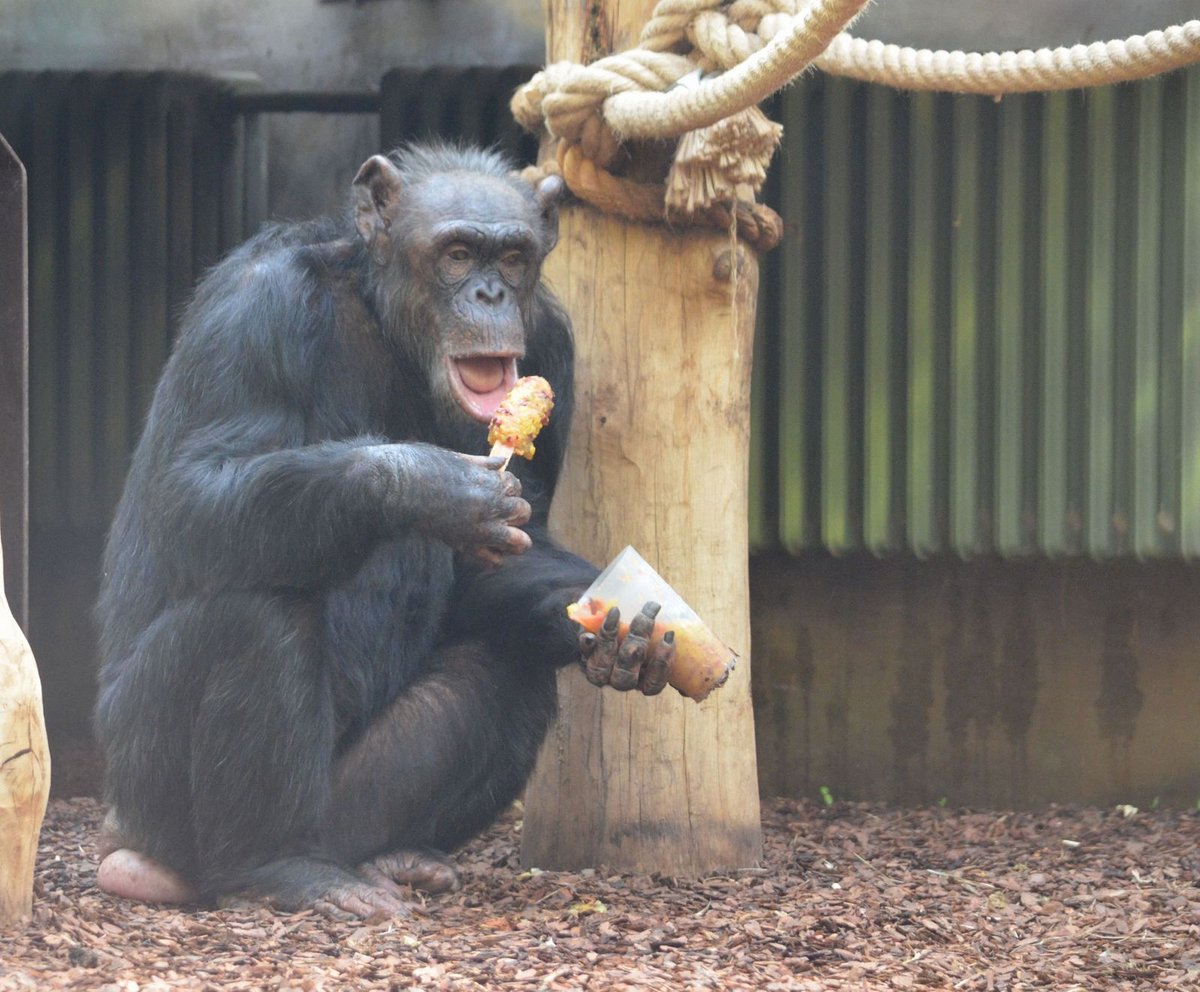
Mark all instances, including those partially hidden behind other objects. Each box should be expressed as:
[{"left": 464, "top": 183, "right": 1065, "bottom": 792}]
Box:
[
  {"left": 515, "top": 0, "right": 1200, "bottom": 148},
  {"left": 513, "top": 0, "right": 868, "bottom": 146},
  {"left": 513, "top": 0, "right": 1200, "bottom": 240},
  {"left": 814, "top": 23, "right": 1200, "bottom": 93}
]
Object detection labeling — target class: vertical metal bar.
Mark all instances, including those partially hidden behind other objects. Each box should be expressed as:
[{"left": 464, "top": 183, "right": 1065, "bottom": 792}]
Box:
[
  {"left": 166, "top": 86, "right": 195, "bottom": 343},
  {"left": 1132, "top": 79, "right": 1164, "bottom": 557},
  {"left": 821, "top": 79, "right": 854, "bottom": 552},
  {"left": 749, "top": 98, "right": 783, "bottom": 554},
  {"left": 1086, "top": 87, "right": 1117, "bottom": 556},
  {"left": 863, "top": 86, "right": 897, "bottom": 553},
  {"left": 995, "top": 96, "right": 1027, "bottom": 554},
  {"left": 28, "top": 74, "right": 65, "bottom": 528},
  {"left": 907, "top": 93, "right": 939, "bottom": 554},
  {"left": 1181, "top": 69, "right": 1200, "bottom": 556},
  {"left": 1157, "top": 72, "right": 1185, "bottom": 558},
  {"left": 241, "top": 106, "right": 267, "bottom": 235},
  {"left": 213, "top": 72, "right": 262, "bottom": 252},
  {"left": 65, "top": 74, "right": 98, "bottom": 528},
  {"left": 0, "top": 132, "right": 29, "bottom": 630},
  {"left": 191, "top": 88, "right": 223, "bottom": 275},
  {"left": 130, "top": 78, "right": 170, "bottom": 428},
  {"left": 1039, "top": 92, "right": 1070, "bottom": 555},
  {"left": 777, "top": 85, "right": 817, "bottom": 553},
  {"left": 96, "top": 75, "right": 133, "bottom": 512},
  {"left": 950, "top": 96, "right": 982, "bottom": 554}
]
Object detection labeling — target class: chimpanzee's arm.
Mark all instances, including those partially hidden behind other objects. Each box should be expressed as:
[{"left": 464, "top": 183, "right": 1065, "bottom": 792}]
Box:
[
  {"left": 150, "top": 425, "right": 525, "bottom": 592},
  {"left": 140, "top": 245, "right": 526, "bottom": 592},
  {"left": 448, "top": 524, "right": 598, "bottom": 667}
]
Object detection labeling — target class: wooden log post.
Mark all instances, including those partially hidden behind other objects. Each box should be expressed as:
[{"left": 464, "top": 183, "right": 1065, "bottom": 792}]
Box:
[
  {"left": 0, "top": 134, "right": 49, "bottom": 926},
  {"left": 0, "top": 520, "right": 50, "bottom": 925},
  {"left": 521, "top": 0, "right": 763, "bottom": 873}
]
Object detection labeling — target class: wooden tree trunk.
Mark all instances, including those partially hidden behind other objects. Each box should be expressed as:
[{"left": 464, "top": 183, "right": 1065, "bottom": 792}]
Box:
[
  {"left": 0, "top": 519, "right": 50, "bottom": 925},
  {"left": 0, "top": 131, "right": 47, "bottom": 926},
  {"left": 521, "top": 0, "right": 763, "bottom": 873}
]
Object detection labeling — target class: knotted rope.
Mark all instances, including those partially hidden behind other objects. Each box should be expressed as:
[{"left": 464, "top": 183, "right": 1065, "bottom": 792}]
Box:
[{"left": 513, "top": 0, "right": 1200, "bottom": 249}]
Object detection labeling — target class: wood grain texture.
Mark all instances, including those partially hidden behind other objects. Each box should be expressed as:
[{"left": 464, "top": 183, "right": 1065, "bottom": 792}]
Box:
[
  {"left": 0, "top": 522, "right": 50, "bottom": 924},
  {"left": 521, "top": 208, "right": 763, "bottom": 872},
  {"left": 523, "top": 0, "right": 762, "bottom": 873}
]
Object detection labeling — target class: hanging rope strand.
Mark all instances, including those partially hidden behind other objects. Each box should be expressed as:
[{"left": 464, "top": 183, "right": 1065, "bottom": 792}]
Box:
[{"left": 813, "top": 22, "right": 1200, "bottom": 93}]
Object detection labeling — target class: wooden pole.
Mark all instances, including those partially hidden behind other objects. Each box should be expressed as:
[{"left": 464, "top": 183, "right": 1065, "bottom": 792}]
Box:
[
  {"left": 0, "top": 518, "right": 50, "bottom": 925},
  {"left": 0, "top": 134, "right": 49, "bottom": 926},
  {"left": 521, "top": 0, "right": 763, "bottom": 873}
]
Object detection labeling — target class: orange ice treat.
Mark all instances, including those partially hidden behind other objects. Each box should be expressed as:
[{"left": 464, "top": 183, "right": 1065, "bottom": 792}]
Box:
[
  {"left": 566, "top": 597, "right": 735, "bottom": 702},
  {"left": 488, "top": 376, "right": 554, "bottom": 467}
]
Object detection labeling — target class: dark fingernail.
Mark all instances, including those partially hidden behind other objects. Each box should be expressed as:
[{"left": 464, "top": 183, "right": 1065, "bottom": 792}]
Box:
[
  {"left": 663, "top": 631, "right": 675, "bottom": 645},
  {"left": 580, "top": 633, "right": 596, "bottom": 649},
  {"left": 603, "top": 607, "right": 620, "bottom": 632},
  {"left": 643, "top": 601, "right": 662, "bottom": 617}
]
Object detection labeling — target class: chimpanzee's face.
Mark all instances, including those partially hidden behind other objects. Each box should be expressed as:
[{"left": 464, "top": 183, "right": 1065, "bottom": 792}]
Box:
[
  {"left": 399, "top": 176, "right": 540, "bottom": 424},
  {"left": 352, "top": 155, "right": 561, "bottom": 428}
]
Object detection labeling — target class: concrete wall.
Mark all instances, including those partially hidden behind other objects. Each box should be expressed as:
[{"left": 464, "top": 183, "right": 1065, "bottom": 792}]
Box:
[{"left": 752, "top": 554, "right": 1200, "bottom": 809}]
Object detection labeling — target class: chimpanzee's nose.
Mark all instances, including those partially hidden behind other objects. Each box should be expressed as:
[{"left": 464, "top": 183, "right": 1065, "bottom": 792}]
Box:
[{"left": 475, "top": 280, "right": 506, "bottom": 306}]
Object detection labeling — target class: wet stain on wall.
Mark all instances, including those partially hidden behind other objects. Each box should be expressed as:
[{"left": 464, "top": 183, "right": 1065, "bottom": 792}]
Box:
[
  {"left": 750, "top": 553, "right": 1200, "bottom": 808},
  {"left": 888, "top": 569, "right": 934, "bottom": 802}
]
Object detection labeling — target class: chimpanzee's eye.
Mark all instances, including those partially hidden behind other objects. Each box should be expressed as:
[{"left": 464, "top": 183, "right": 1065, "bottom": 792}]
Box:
[
  {"left": 439, "top": 243, "right": 474, "bottom": 282},
  {"left": 499, "top": 250, "right": 528, "bottom": 283}
]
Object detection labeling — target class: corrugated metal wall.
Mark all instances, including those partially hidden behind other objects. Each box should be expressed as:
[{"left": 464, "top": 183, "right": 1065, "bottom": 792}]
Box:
[
  {"left": 750, "top": 68, "right": 1200, "bottom": 560},
  {"left": 0, "top": 72, "right": 264, "bottom": 532},
  {"left": 380, "top": 65, "right": 539, "bottom": 161},
  {"left": 5, "top": 67, "right": 1196, "bottom": 563}
]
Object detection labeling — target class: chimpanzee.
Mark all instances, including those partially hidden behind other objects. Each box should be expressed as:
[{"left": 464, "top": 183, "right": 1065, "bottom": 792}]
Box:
[{"left": 93, "top": 143, "right": 674, "bottom": 919}]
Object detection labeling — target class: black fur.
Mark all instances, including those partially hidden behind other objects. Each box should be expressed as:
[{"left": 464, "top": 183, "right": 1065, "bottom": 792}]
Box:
[{"left": 94, "top": 144, "right": 596, "bottom": 909}]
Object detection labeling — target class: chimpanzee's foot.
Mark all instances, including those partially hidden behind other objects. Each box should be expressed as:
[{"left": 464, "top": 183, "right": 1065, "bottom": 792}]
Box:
[
  {"left": 214, "top": 856, "right": 415, "bottom": 921},
  {"left": 359, "top": 848, "right": 461, "bottom": 894},
  {"left": 97, "top": 848, "right": 198, "bottom": 905}
]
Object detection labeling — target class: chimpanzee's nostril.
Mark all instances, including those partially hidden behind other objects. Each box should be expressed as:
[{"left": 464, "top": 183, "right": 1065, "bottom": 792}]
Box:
[{"left": 476, "top": 283, "right": 505, "bottom": 306}]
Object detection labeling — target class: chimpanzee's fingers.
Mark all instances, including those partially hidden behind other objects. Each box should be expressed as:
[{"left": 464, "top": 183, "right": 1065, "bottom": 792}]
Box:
[
  {"left": 502, "top": 495, "right": 532, "bottom": 527},
  {"left": 500, "top": 471, "right": 523, "bottom": 497},
  {"left": 639, "top": 630, "right": 674, "bottom": 696},
  {"left": 584, "top": 606, "right": 620, "bottom": 686},
  {"left": 460, "top": 453, "right": 507, "bottom": 472},
  {"left": 611, "top": 601, "right": 660, "bottom": 692}
]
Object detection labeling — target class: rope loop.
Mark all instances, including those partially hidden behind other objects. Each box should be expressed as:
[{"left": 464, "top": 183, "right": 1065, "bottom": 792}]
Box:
[{"left": 513, "top": 0, "right": 1200, "bottom": 242}]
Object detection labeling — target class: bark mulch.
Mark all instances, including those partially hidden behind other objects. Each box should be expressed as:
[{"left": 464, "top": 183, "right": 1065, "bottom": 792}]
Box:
[{"left": 3, "top": 796, "right": 1199, "bottom": 990}]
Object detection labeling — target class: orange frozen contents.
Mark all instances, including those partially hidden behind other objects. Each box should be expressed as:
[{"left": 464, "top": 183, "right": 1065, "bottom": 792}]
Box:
[
  {"left": 566, "top": 597, "right": 734, "bottom": 702},
  {"left": 488, "top": 375, "right": 554, "bottom": 461}
]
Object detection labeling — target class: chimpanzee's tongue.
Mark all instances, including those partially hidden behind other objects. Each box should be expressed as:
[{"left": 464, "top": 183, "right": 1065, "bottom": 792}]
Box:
[
  {"left": 457, "top": 357, "right": 507, "bottom": 394},
  {"left": 453, "top": 357, "right": 514, "bottom": 421}
]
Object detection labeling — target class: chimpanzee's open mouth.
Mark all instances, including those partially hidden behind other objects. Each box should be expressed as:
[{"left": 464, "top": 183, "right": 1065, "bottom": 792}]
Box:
[{"left": 448, "top": 355, "right": 519, "bottom": 422}]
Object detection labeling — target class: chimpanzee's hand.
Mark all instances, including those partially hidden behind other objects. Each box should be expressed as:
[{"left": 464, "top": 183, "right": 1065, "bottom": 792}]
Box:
[
  {"left": 578, "top": 601, "right": 675, "bottom": 696},
  {"left": 411, "top": 451, "right": 532, "bottom": 566}
]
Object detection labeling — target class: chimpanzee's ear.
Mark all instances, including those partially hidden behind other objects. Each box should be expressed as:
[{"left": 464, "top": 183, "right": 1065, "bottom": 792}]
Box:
[
  {"left": 533, "top": 174, "right": 564, "bottom": 254},
  {"left": 352, "top": 155, "right": 404, "bottom": 263}
]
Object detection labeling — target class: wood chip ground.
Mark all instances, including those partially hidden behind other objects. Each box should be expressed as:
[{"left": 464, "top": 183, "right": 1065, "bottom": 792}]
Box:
[{"left": 3, "top": 797, "right": 1198, "bottom": 990}]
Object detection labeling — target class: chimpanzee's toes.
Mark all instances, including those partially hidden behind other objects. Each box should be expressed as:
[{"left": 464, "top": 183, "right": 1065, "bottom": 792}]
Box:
[
  {"left": 361, "top": 848, "right": 461, "bottom": 894},
  {"left": 310, "top": 880, "right": 413, "bottom": 922}
]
